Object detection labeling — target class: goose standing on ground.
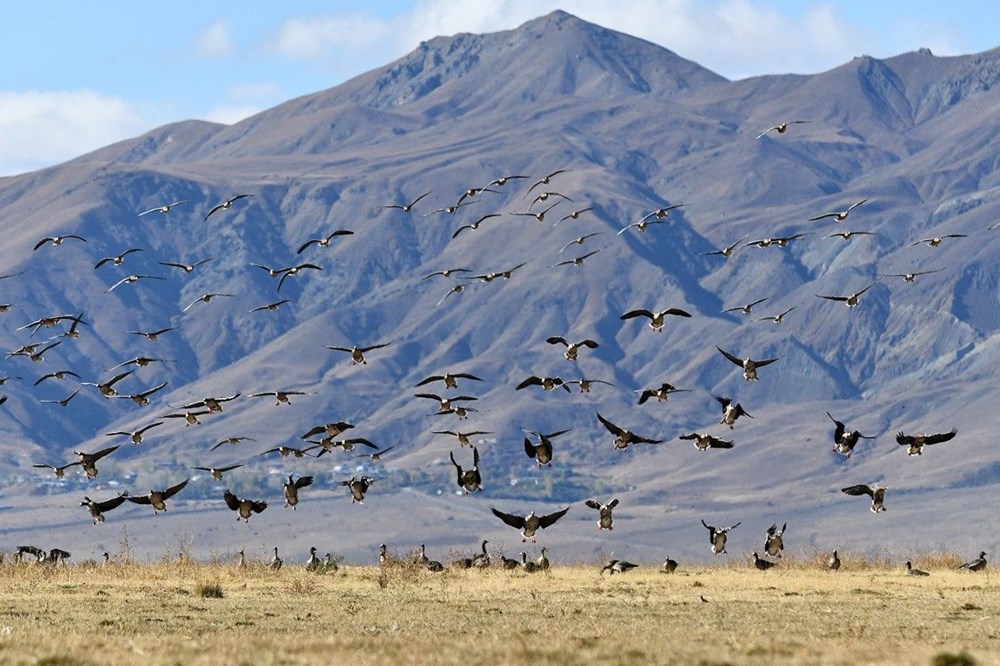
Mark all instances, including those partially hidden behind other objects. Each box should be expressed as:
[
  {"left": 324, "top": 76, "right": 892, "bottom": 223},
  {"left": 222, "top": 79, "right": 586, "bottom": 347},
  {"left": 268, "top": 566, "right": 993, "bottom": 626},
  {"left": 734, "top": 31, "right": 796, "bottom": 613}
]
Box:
[
  {"left": 958, "top": 551, "right": 987, "bottom": 572},
  {"left": 472, "top": 539, "right": 491, "bottom": 569},
  {"left": 905, "top": 560, "right": 930, "bottom": 576},
  {"left": 755, "top": 120, "right": 809, "bottom": 139},
  {"left": 662, "top": 556, "right": 678, "bottom": 573},
  {"left": 449, "top": 447, "right": 482, "bottom": 494},
  {"left": 596, "top": 413, "right": 662, "bottom": 450},
  {"left": 764, "top": 523, "right": 786, "bottom": 558},
  {"left": 701, "top": 519, "right": 741, "bottom": 554},
  {"left": 584, "top": 498, "right": 619, "bottom": 530},
  {"left": 500, "top": 553, "right": 520, "bottom": 570},
  {"left": 270, "top": 547, "right": 283, "bottom": 571},
  {"left": 752, "top": 552, "right": 777, "bottom": 570},
  {"left": 896, "top": 428, "right": 957, "bottom": 456},
  {"left": 283, "top": 474, "right": 314, "bottom": 509},
  {"left": 714, "top": 396, "right": 752, "bottom": 428},
  {"left": 679, "top": 432, "right": 734, "bottom": 451},
  {"left": 537, "top": 547, "right": 550, "bottom": 571},
  {"left": 306, "top": 547, "right": 321, "bottom": 572},
  {"left": 520, "top": 552, "right": 540, "bottom": 573},
  {"left": 127, "top": 479, "right": 190, "bottom": 515},
  {"left": 716, "top": 346, "right": 781, "bottom": 382},
  {"left": 491, "top": 506, "right": 570, "bottom": 542},
  {"left": 237, "top": 550, "right": 246, "bottom": 569},
  {"left": 620, "top": 307, "right": 692, "bottom": 332},
  {"left": 223, "top": 490, "right": 268, "bottom": 523},
  {"left": 601, "top": 559, "right": 639, "bottom": 575},
  {"left": 827, "top": 412, "right": 875, "bottom": 458},
  {"left": 828, "top": 550, "right": 841, "bottom": 570},
  {"left": 841, "top": 483, "right": 888, "bottom": 512}
]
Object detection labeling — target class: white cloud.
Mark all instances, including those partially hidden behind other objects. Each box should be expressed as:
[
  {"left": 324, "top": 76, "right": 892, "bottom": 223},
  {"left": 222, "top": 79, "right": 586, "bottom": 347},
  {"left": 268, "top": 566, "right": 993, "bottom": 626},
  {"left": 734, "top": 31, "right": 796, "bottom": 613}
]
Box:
[
  {"left": 0, "top": 90, "right": 161, "bottom": 176},
  {"left": 270, "top": 13, "right": 395, "bottom": 61},
  {"left": 195, "top": 17, "right": 232, "bottom": 57}
]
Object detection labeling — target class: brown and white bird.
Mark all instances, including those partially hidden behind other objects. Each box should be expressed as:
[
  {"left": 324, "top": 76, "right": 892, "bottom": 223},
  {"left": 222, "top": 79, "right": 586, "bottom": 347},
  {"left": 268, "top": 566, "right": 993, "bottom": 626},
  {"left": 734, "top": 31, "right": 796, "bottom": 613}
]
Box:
[
  {"left": 223, "top": 490, "right": 267, "bottom": 523},
  {"left": 702, "top": 519, "right": 740, "bottom": 554},
  {"left": 341, "top": 476, "right": 374, "bottom": 504},
  {"left": 700, "top": 234, "right": 748, "bottom": 258},
  {"left": 584, "top": 498, "right": 619, "bottom": 530},
  {"left": 618, "top": 204, "right": 684, "bottom": 234},
  {"left": 191, "top": 464, "right": 243, "bottom": 481},
  {"left": 490, "top": 506, "right": 570, "bottom": 542},
  {"left": 126, "top": 479, "right": 190, "bottom": 515},
  {"left": 747, "top": 233, "right": 809, "bottom": 248},
  {"left": 105, "top": 272, "right": 166, "bottom": 292},
  {"left": 434, "top": 429, "right": 492, "bottom": 448},
  {"left": 755, "top": 120, "right": 809, "bottom": 139},
  {"left": 808, "top": 199, "right": 869, "bottom": 222},
  {"left": 449, "top": 447, "right": 482, "bottom": 494},
  {"left": 827, "top": 412, "right": 875, "bottom": 458},
  {"left": 73, "top": 445, "right": 120, "bottom": 479},
  {"left": 905, "top": 560, "right": 930, "bottom": 576},
  {"left": 620, "top": 307, "right": 692, "bottom": 332},
  {"left": 714, "top": 396, "right": 753, "bottom": 428},
  {"left": 637, "top": 382, "right": 690, "bottom": 405},
  {"left": 752, "top": 552, "right": 777, "bottom": 570},
  {"left": 522, "top": 428, "right": 570, "bottom": 467},
  {"left": 415, "top": 372, "right": 483, "bottom": 389},
  {"left": 841, "top": 483, "right": 888, "bottom": 512},
  {"left": 910, "top": 234, "right": 967, "bottom": 248},
  {"left": 105, "top": 421, "right": 165, "bottom": 445},
  {"left": 382, "top": 190, "right": 431, "bottom": 213},
  {"left": 283, "top": 474, "right": 314, "bottom": 509},
  {"left": 756, "top": 305, "right": 797, "bottom": 324},
  {"left": 601, "top": 559, "right": 639, "bottom": 575},
  {"left": 764, "top": 523, "right": 786, "bottom": 558},
  {"left": 204, "top": 194, "right": 254, "bottom": 221},
  {"left": 138, "top": 199, "right": 191, "bottom": 216},
  {"left": 516, "top": 375, "right": 571, "bottom": 392},
  {"left": 816, "top": 282, "right": 876, "bottom": 307},
  {"left": 724, "top": 297, "right": 769, "bottom": 315},
  {"left": 716, "top": 346, "right": 780, "bottom": 382},
  {"left": 80, "top": 493, "right": 129, "bottom": 525},
  {"left": 33, "top": 235, "right": 87, "bottom": 251},
  {"left": 248, "top": 390, "right": 313, "bottom": 405},
  {"left": 182, "top": 293, "right": 235, "bottom": 312},
  {"left": 895, "top": 428, "right": 957, "bottom": 456},
  {"left": 296, "top": 229, "right": 353, "bottom": 254},
  {"left": 876, "top": 269, "right": 942, "bottom": 283},
  {"left": 958, "top": 551, "right": 987, "bottom": 572},
  {"left": 557, "top": 231, "right": 602, "bottom": 253},
  {"left": 94, "top": 248, "right": 144, "bottom": 269},
  {"left": 679, "top": 432, "right": 734, "bottom": 451},
  {"left": 545, "top": 336, "right": 599, "bottom": 361},
  {"left": 33, "top": 461, "right": 82, "bottom": 478},
  {"left": 324, "top": 342, "right": 391, "bottom": 365},
  {"left": 596, "top": 412, "right": 662, "bottom": 450}
]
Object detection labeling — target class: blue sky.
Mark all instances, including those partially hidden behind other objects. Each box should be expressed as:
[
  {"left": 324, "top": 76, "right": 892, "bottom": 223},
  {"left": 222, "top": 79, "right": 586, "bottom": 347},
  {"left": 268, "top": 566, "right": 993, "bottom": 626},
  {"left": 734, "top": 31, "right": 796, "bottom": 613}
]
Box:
[{"left": 1, "top": 0, "right": 996, "bottom": 176}]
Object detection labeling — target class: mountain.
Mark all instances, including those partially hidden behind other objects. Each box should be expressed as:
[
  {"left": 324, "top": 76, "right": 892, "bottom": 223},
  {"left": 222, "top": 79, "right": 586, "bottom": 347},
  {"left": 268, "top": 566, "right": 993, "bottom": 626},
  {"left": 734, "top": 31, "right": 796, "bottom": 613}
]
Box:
[{"left": 0, "top": 10, "right": 998, "bottom": 564}]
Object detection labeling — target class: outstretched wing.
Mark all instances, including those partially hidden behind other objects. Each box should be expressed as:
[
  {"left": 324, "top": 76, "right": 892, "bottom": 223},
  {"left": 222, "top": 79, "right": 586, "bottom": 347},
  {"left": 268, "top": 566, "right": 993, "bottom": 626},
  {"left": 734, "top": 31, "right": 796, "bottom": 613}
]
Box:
[
  {"left": 538, "top": 506, "right": 570, "bottom": 529},
  {"left": 584, "top": 499, "right": 602, "bottom": 510},
  {"left": 596, "top": 412, "right": 624, "bottom": 437},
  {"left": 490, "top": 507, "right": 525, "bottom": 530},
  {"left": 924, "top": 428, "right": 958, "bottom": 445},
  {"left": 161, "top": 478, "right": 190, "bottom": 500},
  {"left": 223, "top": 490, "right": 240, "bottom": 512},
  {"left": 715, "top": 346, "right": 743, "bottom": 367},
  {"left": 841, "top": 484, "right": 874, "bottom": 498}
]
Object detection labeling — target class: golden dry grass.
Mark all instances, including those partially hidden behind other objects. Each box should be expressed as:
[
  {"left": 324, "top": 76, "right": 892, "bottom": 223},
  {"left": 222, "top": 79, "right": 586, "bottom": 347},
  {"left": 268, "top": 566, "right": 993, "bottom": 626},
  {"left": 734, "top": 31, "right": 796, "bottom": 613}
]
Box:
[{"left": 0, "top": 557, "right": 995, "bottom": 666}]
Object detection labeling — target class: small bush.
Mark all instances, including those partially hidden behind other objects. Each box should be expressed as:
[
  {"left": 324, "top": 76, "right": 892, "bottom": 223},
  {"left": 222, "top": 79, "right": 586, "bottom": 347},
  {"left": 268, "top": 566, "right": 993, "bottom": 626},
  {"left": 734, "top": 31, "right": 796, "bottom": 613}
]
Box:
[
  {"left": 930, "top": 650, "right": 977, "bottom": 666},
  {"left": 195, "top": 581, "right": 224, "bottom": 599}
]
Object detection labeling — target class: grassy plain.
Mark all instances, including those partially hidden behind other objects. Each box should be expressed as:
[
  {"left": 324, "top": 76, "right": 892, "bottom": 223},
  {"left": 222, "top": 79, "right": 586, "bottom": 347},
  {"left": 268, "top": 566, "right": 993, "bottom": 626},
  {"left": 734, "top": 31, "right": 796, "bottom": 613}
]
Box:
[{"left": 0, "top": 555, "right": 995, "bottom": 666}]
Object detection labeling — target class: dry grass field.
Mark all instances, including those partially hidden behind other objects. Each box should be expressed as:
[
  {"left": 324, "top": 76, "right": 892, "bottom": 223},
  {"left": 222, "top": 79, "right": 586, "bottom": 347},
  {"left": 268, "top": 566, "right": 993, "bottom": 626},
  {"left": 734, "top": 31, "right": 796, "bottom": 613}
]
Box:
[{"left": 0, "top": 554, "right": 995, "bottom": 666}]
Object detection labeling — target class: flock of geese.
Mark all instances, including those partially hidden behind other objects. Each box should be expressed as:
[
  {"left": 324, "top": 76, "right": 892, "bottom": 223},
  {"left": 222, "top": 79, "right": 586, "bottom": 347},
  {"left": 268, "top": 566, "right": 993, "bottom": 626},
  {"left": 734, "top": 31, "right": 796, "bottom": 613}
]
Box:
[{"left": 0, "top": 100, "right": 994, "bottom": 577}]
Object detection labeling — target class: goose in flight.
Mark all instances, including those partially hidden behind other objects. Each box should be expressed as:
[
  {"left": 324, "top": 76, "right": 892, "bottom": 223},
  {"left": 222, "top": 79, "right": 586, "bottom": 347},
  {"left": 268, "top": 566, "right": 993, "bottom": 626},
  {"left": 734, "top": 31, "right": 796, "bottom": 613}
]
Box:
[
  {"left": 545, "top": 336, "right": 599, "bottom": 361},
  {"left": 433, "top": 429, "right": 492, "bottom": 447},
  {"left": 422, "top": 268, "right": 471, "bottom": 280},
  {"left": 40, "top": 388, "right": 81, "bottom": 407},
  {"left": 415, "top": 372, "right": 483, "bottom": 389},
  {"left": 876, "top": 269, "right": 942, "bottom": 283},
  {"left": 129, "top": 327, "right": 175, "bottom": 341},
  {"left": 159, "top": 258, "right": 213, "bottom": 273},
  {"left": 191, "top": 464, "right": 243, "bottom": 481},
  {"left": 33, "top": 369, "right": 81, "bottom": 385},
  {"left": 204, "top": 194, "right": 254, "bottom": 221},
  {"left": 33, "top": 235, "right": 87, "bottom": 251},
  {"left": 825, "top": 230, "right": 874, "bottom": 241},
  {"left": 463, "top": 262, "right": 528, "bottom": 282},
  {"left": 549, "top": 249, "right": 601, "bottom": 268},
  {"left": 183, "top": 393, "right": 241, "bottom": 413},
  {"left": 724, "top": 297, "right": 769, "bottom": 316},
  {"left": 450, "top": 446, "right": 482, "bottom": 494},
  {"left": 525, "top": 170, "right": 567, "bottom": 196},
  {"left": 756, "top": 305, "right": 797, "bottom": 324},
  {"left": 764, "top": 522, "right": 786, "bottom": 558},
  {"left": 895, "top": 428, "right": 957, "bottom": 456},
  {"left": 259, "top": 445, "right": 317, "bottom": 458},
  {"left": 324, "top": 343, "right": 392, "bottom": 366},
  {"left": 451, "top": 214, "right": 500, "bottom": 239},
  {"left": 620, "top": 307, "right": 692, "bottom": 331},
  {"left": 113, "top": 381, "right": 169, "bottom": 406},
  {"left": 522, "top": 428, "right": 570, "bottom": 467},
  {"left": 311, "top": 436, "right": 378, "bottom": 456},
  {"left": 296, "top": 229, "right": 353, "bottom": 254},
  {"left": 341, "top": 476, "right": 375, "bottom": 504},
  {"left": 596, "top": 412, "right": 662, "bottom": 449},
  {"left": 248, "top": 389, "right": 313, "bottom": 405},
  {"left": 283, "top": 474, "right": 314, "bottom": 509},
  {"left": 126, "top": 479, "right": 190, "bottom": 515},
  {"left": 584, "top": 498, "right": 619, "bottom": 530},
  {"left": 747, "top": 233, "right": 809, "bottom": 248},
  {"left": 701, "top": 519, "right": 740, "bottom": 554},
  {"left": 33, "top": 461, "right": 82, "bottom": 478},
  {"left": 422, "top": 200, "right": 477, "bottom": 217},
  {"left": 529, "top": 191, "right": 573, "bottom": 207},
  {"left": 161, "top": 409, "right": 212, "bottom": 426},
  {"left": 512, "top": 202, "right": 560, "bottom": 223},
  {"left": 637, "top": 382, "right": 689, "bottom": 405},
  {"left": 565, "top": 377, "right": 614, "bottom": 393},
  {"left": 700, "top": 234, "right": 748, "bottom": 258},
  {"left": 94, "top": 248, "right": 144, "bottom": 269},
  {"left": 716, "top": 346, "right": 780, "bottom": 382},
  {"left": 816, "top": 282, "right": 876, "bottom": 307},
  {"left": 138, "top": 199, "right": 191, "bottom": 216},
  {"left": 755, "top": 120, "right": 809, "bottom": 139},
  {"left": 249, "top": 299, "right": 290, "bottom": 313},
  {"left": 516, "top": 375, "right": 571, "bottom": 392},
  {"left": 82, "top": 369, "right": 135, "bottom": 398},
  {"left": 108, "top": 356, "right": 173, "bottom": 372},
  {"left": 81, "top": 493, "right": 129, "bottom": 525},
  {"left": 555, "top": 207, "right": 594, "bottom": 226},
  {"left": 808, "top": 199, "right": 869, "bottom": 222},
  {"left": 381, "top": 191, "right": 431, "bottom": 213},
  {"left": 827, "top": 412, "right": 875, "bottom": 458},
  {"left": 435, "top": 284, "right": 464, "bottom": 307},
  {"left": 223, "top": 490, "right": 268, "bottom": 522},
  {"left": 618, "top": 204, "right": 684, "bottom": 234},
  {"left": 841, "top": 483, "right": 888, "bottom": 512},
  {"left": 910, "top": 234, "right": 967, "bottom": 248},
  {"left": 558, "top": 232, "right": 602, "bottom": 254},
  {"left": 416, "top": 393, "right": 478, "bottom": 413},
  {"left": 714, "top": 396, "right": 753, "bottom": 428},
  {"left": 679, "top": 432, "right": 734, "bottom": 451},
  {"left": 209, "top": 436, "right": 256, "bottom": 452},
  {"left": 182, "top": 293, "right": 235, "bottom": 312},
  {"left": 490, "top": 505, "right": 570, "bottom": 542},
  {"left": 276, "top": 263, "right": 322, "bottom": 292},
  {"left": 300, "top": 421, "right": 354, "bottom": 440}
]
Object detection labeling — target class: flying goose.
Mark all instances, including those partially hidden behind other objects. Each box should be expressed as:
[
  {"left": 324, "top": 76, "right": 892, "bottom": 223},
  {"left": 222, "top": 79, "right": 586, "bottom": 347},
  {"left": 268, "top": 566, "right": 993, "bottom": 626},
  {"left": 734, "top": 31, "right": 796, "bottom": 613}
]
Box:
[
  {"left": 701, "top": 519, "right": 741, "bottom": 554},
  {"left": 816, "top": 282, "right": 876, "bottom": 307},
  {"left": 876, "top": 269, "right": 942, "bottom": 282},
  {"left": 296, "top": 229, "right": 353, "bottom": 254},
  {"left": 520, "top": 552, "right": 540, "bottom": 573},
  {"left": 747, "top": 233, "right": 809, "bottom": 248},
  {"left": 522, "top": 428, "right": 570, "bottom": 467},
  {"left": 274, "top": 263, "right": 322, "bottom": 292},
  {"left": 841, "top": 483, "right": 888, "bottom": 512},
  {"left": 312, "top": 436, "right": 378, "bottom": 456},
  {"left": 73, "top": 445, "right": 120, "bottom": 479},
  {"left": 415, "top": 372, "right": 483, "bottom": 389},
  {"left": 755, "top": 120, "right": 809, "bottom": 139},
  {"left": 341, "top": 476, "right": 374, "bottom": 504},
  {"left": 450, "top": 447, "right": 482, "bottom": 494},
  {"left": 828, "top": 550, "right": 841, "bottom": 571},
  {"left": 422, "top": 268, "right": 471, "bottom": 280},
  {"left": 434, "top": 429, "right": 492, "bottom": 448},
  {"left": 724, "top": 296, "right": 769, "bottom": 315},
  {"left": 249, "top": 299, "right": 290, "bottom": 313},
  {"left": 18, "top": 340, "right": 62, "bottom": 363},
  {"left": 248, "top": 390, "right": 313, "bottom": 405},
  {"left": 40, "top": 388, "right": 82, "bottom": 407},
  {"left": 556, "top": 206, "right": 597, "bottom": 226},
  {"left": 105, "top": 421, "right": 164, "bottom": 445},
  {"left": 752, "top": 552, "right": 777, "bottom": 570},
  {"left": 138, "top": 199, "right": 191, "bottom": 216},
  {"left": 324, "top": 342, "right": 391, "bottom": 365},
  {"left": 129, "top": 327, "right": 175, "bottom": 341},
  {"left": 958, "top": 551, "right": 987, "bottom": 572},
  {"left": 565, "top": 377, "right": 614, "bottom": 393},
  {"left": 601, "top": 559, "right": 639, "bottom": 575},
  {"left": 558, "top": 230, "right": 601, "bottom": 252},
  {"left": 258, "top": 445, "right": 317, "bottom": 458},
  {"left": 270, "top": 546, "right": 283, "bottom": 571},
  {"left": 618, "top": 204, "right": 685, "bottom": 235},
  {"left": 716, "top": 346, "right": 780, "bottom": 382},
  {"left": 422, "top": 200, "right": 478, "bottom": 217},
  {"left": 512, "top": 201, "right": 561, "bottom": 223},
  {"left": 33, "top": 235, "right": 87, "bottom": 251},
  {"left": 126, "top": 478, "right": 190, "bottom": 515},
  {"left": 107, "top": 356, "right": 173, "bottom": 372},
  {"left": 182, "top": 393, "right": 241, "bottom": 414},
  {"left": 826, "top": 230, "right": 875, "bottom": 241},
  {"left": 113, "top": 380, "right": 169, "bottom": 406},
  {"left": 382, "top": 191, "right": 431, "bottom": 213},
  {"left": 637, "top": 382, "right": 690, "bottom": 405},
  {"left": 452, "top": 213, "right": 501, "bottom": 239},
  {"left": 679, "top": 432, "right": 734, "bottom": 451},
  {"left": 596, "top": 413, "right": 662, "bottom": 450},
  {"left": 300, "top": 421, "right": 354, "bottom": 440},
  {"left": 516, "top": 375, "right": 571, "bottom": 392},
  {"left": 282, "top": 474, "right": 314, "bottom": 510},
  {"left": 620, "top": 307, "right": 692, "bottom": 331},
  {"left": 910, "top": 234, "right": 967, "bottom": 247},
  {"left": 463, "top": 262, "right": 528, "bottom": 282},
  {"left": 905, "top": 560, "right": 930, "bottom": 576},
  {"left": 33, "top": 461, "right": 82, "bottom": 478},
  {"left": 415, "top": 393, "right": 478, "bottom": 413},
  {"left": 356, "top": 444, "right": 397, "bottom": 462},
  {"left": 182, "top": 293, "right": 235, "bottom": 312},
  {"left": 896, "top": 428, "right": 957, "bottom": 456},
  {"left": 525, "top": 170, "right": 567, "bottom": 195},
  {"left": 33, "top": 369, "right": 81, "bottom": 385},
  {"left": 549, "top": 249, "right": 601, "bottom": 269},
  {"left": 490, "top": 506, "right": 570, "bottom": 542},
  {"left": 714, "top": 396, "right": 753, "bottom": 428},
  {"left": 191, "top": 464, "right": 243, "bottom": 481},
  {"left": 223, "top": 490, "right": 267, "bottom": 522},
  {"left": 584, "top": 498, "right": 619, "bottom": 530},
  {"left": 537, "top": 547, "right": 550, "bottom": 571},
  {"left": 204, "top": 193, "right": 254, "bottom": 221},
  {"left": 826, "top": 412, "right": 875, "bottom": 458},
  {"left": 662, "top": 556, "right": 678, "bottom": 574},
  {"left": 94, "top": 248, "right": 144, "bottom": 269},
  {"left": 530, "top": 191, "right": 573, "bottom": 208},
  {"left": 808, "top": 199, "right": 869, "bottom": 222},
  {"left": 764, "top": 523, "right": 786, "bottom": 558},
  {"left": 700, "top": 234, "right": 749, "bottom": 258},
  {"left": 210, "top": 436, "right": 256, "bottom": 451},
  {"left": 545, "top": 336, "right": 599, "bottom": 361},
  {"left": 158, "top": 258, "right": 213, "bottom": 273},
  {"left": 80, "top": 492, "right": 129, "bottom": 525},
  {"left": 756, "top": 305, "right": 797, "bottom": 324}
]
